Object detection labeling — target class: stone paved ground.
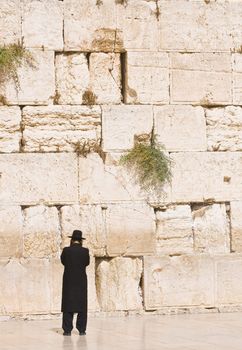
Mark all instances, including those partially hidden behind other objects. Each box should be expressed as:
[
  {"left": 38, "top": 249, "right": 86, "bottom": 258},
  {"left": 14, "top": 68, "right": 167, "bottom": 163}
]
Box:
[{"left": 1, "top": 313, "right": 242, "bottom": 350}]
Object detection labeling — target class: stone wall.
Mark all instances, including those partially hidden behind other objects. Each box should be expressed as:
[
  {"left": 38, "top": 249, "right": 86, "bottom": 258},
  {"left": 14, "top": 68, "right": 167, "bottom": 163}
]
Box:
[{"left": 0, "top": 0, "right": 242, "bottom": 318}]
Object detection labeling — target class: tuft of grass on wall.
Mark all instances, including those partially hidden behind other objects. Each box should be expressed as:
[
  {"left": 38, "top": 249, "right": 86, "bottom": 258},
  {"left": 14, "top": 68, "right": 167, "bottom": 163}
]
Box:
[
  {"left": 0, "top": 42, "right": 34, "bottom": 89},
  {"left": 120, "top": 136, "right": 172, "bottom": 192}
]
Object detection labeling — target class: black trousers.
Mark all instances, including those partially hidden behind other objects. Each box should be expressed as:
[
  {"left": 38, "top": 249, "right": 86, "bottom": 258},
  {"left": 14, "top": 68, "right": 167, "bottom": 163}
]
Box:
[{"left": 62, "top": 311, "right": 87, "bottom": 333}]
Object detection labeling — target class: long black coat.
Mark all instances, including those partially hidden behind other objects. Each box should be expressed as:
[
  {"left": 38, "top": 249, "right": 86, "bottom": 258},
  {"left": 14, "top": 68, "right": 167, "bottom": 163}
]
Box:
[{"left": 61, "top": 244, "right": 90, "bottom": 313}]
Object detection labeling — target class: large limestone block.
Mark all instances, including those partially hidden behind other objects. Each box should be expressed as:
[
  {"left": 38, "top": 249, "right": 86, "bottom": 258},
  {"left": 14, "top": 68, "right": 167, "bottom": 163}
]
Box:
[
  {"left": 0, "top": 107, "right": 21, "bottom": 153},
  {"left": 22, "top": 105, "right": 101, "bottom": 152},
  {"left": 0, "top": 50, "right": 55, "bottom": 105},
  {"left": 106, "top": 203, "right": 155, "bottom": 257},
  {"left": 206, "top": 106, "right": 242, "bottom": 151},
  {"left": 23, "top": 206, "right": 60, "bottom": 258},
  {"left": 60, "top": 205, "right": 106, "bottom": 256},
  {"left": 117, "top": 1, "right": 159, "bottom": 51},
  {"left": 171, "top": 152, "right": 242, "bottom": 202},
  {"left": 126, "top": 52, "right": 169, "bottom": 104},
  {"left": 89, "top": 53, "right": 122, "bottom": 104},
  {"left": 171, "top": 53, "right": 232, "bottom": 105},
  {"left": 0, "top": 207, "right": 23, "bottom": 258},
  {"left": 192, "top": 204, "right": 230, "bottom": 254},
  {"left": 233, "top": 54, "right": 242, "bottom": 105},
  {"left": 96, "top": 257, "right": 142, "bottom": 311},
  {"left": 156, "top": 205, "right": 193, "bottom": 255},
  {"left": 22, "top": 0, "right": 63, "bottom": 50},
  {"left": 143, "top": 255, "right": 215, "bottom": 310},
  {"left": 64, "top": 0, "right": 121, "bottom": 51},
  {"left": 216, "top": 256, "right": 242, "bottom": 304},
  {"left": 0, "top": 259, "right": 50, "bottom": 314},
  {"left": 55, "top": 53, "right": 89, "bottom": 105},
  {"left": 0, "top": 153, "right": 78, "bottom": 205},
  {"left": 0, "top": 0, "right": 21, "bottom": 45},
  {"left": 154, "top": 105, "right": 206, "bottom": 152},
  {"left": 102, "top": 105, "right": 153, "bottom": 151},
  {"left": 87, "top": 256, "right": 100, "bottom": 312},
  {"left": 159, "top": 1, "right": 235, "bottom": 52},
  {"left": 231, "top": 202, "right": 242, "bottom": 252}
]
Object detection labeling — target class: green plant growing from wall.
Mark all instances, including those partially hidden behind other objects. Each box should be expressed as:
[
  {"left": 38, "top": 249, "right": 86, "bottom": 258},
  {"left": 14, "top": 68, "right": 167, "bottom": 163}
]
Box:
[
  {"left": 120, "top": 135, "right": 172, "bottom": 193},
  {"left": 0, "top": 42, "right": 34, "bottom": 89}
]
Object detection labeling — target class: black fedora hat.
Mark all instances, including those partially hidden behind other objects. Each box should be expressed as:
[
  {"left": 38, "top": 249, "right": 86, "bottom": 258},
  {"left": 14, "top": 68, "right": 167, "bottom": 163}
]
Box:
[{"left": 68, "top": 230, "right": 86, "bottom": 241}]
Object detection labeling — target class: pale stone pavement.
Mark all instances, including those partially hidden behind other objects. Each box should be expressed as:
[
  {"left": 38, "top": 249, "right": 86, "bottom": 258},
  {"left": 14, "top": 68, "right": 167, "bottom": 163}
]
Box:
[{"left": 1, "top": 313, "right": 242, "bottom": 350}]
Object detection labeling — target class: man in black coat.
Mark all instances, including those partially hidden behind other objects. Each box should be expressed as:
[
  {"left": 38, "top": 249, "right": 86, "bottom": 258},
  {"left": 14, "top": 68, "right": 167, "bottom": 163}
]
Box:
[{"left": 61, "top": 230, "right": 90, "bottom": 336}]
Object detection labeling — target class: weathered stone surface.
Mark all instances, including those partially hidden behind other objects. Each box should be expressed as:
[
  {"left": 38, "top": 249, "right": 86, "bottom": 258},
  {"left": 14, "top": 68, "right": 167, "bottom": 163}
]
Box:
[
  {"left": 233, "top": 54, "right": 242, "bottom": 105},
  {"left": 171, "top": 53, "right": 232, "bottom": 105},
  {"left": 102, "top": 105, "right": 153, "bottom": 151},
  {"left": 64, "top": 0, "right": 119, "bottom": 51},
  {"left": 216, "top": 256, "right": 242, "bottom": 304},
  {"left": 60, "top": 205, "right": 106, "bottom": 256},
  {"left": 143, "top": 256, "right": 215, "bottom": 310},
  {"left": 117, "top": 1, "right": 159, "bottom": 51},
  {"left": 89, "top": 53, "right": 121, "bottom": 104},
  {"left": 0, "top": 154, "right": 78, "bottom": 205},
  {"left": 22, "top": 106, "right": 101, "bottom": 152},
  {"left": 55, "top": 53, "right": 89, "bottom": 105},
  {"left": 192, "top": 204, "right": 230, "bottom": 254},
  {"left": 0, "top": 107, "right": 21, "bottom": 153},
  {"left": 171, "top": 152, "right": 242, "bottom": 202},
  {"left": 23, "top": 206, "right": 60, "bottom": 258},
  {"left": 231, "top": 201, "right": 242, "bottom": 252},
  {"left": 0, "top": 259, "right": 50, "bottom": 313},
  {"left": 156, "top": 205, "right": 193, "bottom": 255},
  {"left": 0, "top": 207, "right": 23, "bottom": 258},
  {"left": 0, "top": 0, "right": 21, "bottom": 45},
  {"left": 87, "top": 256, "right": 100, "bottom": 311},
  {"left": 159, "top": 1, "right": 236, "bottom": 52},
  {"left": 106, "top": 203, "right": 155, "bottom": 257},
  {"left": 22, "top": 0, "right": 63, "bottom": 50},
  {"left": 50, "top": 258, "right": 63, "bottom": 313},
  {"left": 126, "top": 52, "right": 169, "bottom": 104},
  {"left": 206, "top": 106, "right": 242, "bottom": 151},
  {"left": 0, "top": 50, "right": 55, "bottom": 105},
  {"left": 154, "top": 105, "right": 206, "bottom": 152},
  {"left": 96, "top": 257, "right": 142, "bottom": 311}
]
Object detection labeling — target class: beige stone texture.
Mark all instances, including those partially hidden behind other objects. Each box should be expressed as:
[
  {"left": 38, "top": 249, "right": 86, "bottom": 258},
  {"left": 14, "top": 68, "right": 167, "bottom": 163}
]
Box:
[
  {"left": 22, "top": 0, "right": 63, "bottom": 50},
  {"left": 154, "top": 105, "right": 206, "bottom": 152},
  {"left": 159, "top": 1, "right": 238, "bottom": 52},
  {"left": 23, "top": 206, "right": 60, "bottom": 258},
  {"left": 231, "top": 201, "right": 242, "bottom": 253},
  {"left": 0, "top": 0, "right": 21, "bottom": 45},
  {"left": 0, "top": 153, "right": 78, "bottom": 205},
  {"left": 171, "top": 53, "right": 232, "bottom": 105},
  {"left": 0, "top": 50, "right": 55, "bottom": 105},
  {"left": 60, "top": 205, "right": 106, "bottom": 256},
  {"left": 233, "top": 54, "right": 242, "bottom": 105},
  {"left": 126, "top": 52, "right": 169, "bottom": 104},
  {"left": 206, "top": 106, "right": 242, "bottom": 151},
  {"left": 171, "top": 152, "right": 242, "bottom": 202},
  {"left": 106, "top": 202, "right": 155, "bottom": 257},
  {"left": 192, "top": 204, "right": 230, "bottom": 254},
  {"left": 156, "top": 205, "right": 193, "bottom": 255},
  {"left": 117, "top": 1, "right": 159, "bottom": 51},
  {"left": 143, "top": 255, "right": 215, "bottom": 310},
  {"left": 96, "top": 257, "right": 142, "bottom": 311},
  {"left": 0, "top": 206, "right": 23, "bottom": 258},
  {"left": 0, "top": 258, "right": 50, "bottom": 314},
  {"left": 22, "top": 105, "right": 101, "bottom": 152},
  {"left": 64, "top": 0, "right": 120, "bottom": 52},
  {"left": 216, "top": 256, "right": 242, "bottom": 305},
  {"left": 55, "top": 53, "right": 89, "bottom": 105},
  {"left": 102, "top": 105, "right": 153, "bottom": 152},
  {"left": 0, "top": 106, "right": 21, "bottom": 153},
  {"left": 87, "top": 256, "right": 100, "bottom": 312},
  {"left": 89, "top": 53, "right": 122, "bottom": 104},
  {"left": 50, "top": 258, "right": 63, "bottom": 313}
]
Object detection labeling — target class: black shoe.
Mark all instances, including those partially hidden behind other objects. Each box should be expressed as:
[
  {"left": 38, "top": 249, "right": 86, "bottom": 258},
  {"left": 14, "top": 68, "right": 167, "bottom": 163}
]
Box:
[
  {"left": 63, "top": 332, "right": 71, "bottom": 336},
  {"left": 79, "top": 331, "right": 86, "bottom": 336}
]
